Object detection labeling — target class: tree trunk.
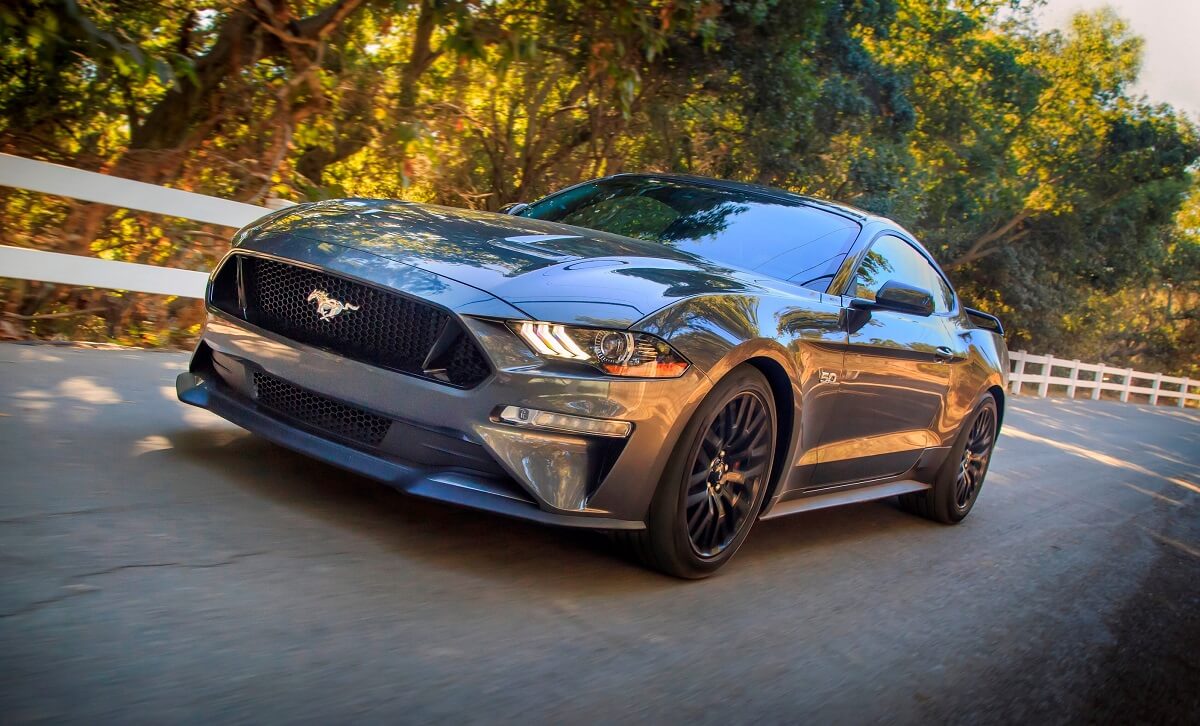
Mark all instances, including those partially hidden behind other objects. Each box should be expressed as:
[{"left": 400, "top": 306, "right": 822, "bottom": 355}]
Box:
[
  {"left": 297, "top": 0, "right": 442, "bottom": 189},
  {"left": 59, "top": 0, "right": 367, "bottom": 250}
]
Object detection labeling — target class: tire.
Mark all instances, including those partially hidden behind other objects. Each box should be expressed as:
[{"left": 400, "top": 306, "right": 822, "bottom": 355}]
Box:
[
  {"left": 619, "top": 364, "right": 777, "bottom": 578},
  {"left": 899, "top": 395, "right": 998, "bottom": 524}
]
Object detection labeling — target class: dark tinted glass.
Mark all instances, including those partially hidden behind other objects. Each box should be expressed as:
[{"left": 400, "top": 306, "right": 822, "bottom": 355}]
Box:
[
  {"left": 520, "top": 178, "right": 860, "bottom": 290},
  {"left": 854, "top": 235, "right": 953, "bottom": 312},
  {"left": 933, "top": 275, "right": 956, "bottom": 313}
]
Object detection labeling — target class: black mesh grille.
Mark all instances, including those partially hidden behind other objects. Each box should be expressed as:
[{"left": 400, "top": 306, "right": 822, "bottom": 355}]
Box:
[
  {"left": 214, "top": 256, "right": 490, "bottom": 387},
  {"left": 253, "top": 371, "right": 390, "bottom": 447}
]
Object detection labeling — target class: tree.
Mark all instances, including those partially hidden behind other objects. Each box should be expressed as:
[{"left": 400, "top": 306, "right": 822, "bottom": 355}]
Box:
[{"left": 0, "top": 0, "right": 1196, "bottom": 371}]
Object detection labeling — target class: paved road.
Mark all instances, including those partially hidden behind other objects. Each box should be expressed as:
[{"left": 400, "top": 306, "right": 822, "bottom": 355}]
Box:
[{"left": 1, "top": 343, "right": 1198, "bottom": 724}]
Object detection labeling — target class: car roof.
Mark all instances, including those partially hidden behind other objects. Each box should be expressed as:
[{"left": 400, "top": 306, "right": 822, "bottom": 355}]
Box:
[{"left": 604, "top": 172, "right": 885, "bottom": 225}]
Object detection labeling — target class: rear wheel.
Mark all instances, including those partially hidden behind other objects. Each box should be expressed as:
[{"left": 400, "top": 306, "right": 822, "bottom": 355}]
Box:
[
  {"left": 620, "top": 365, "right": 776, "bottom": 578},
  {"left": 900, "top": 396, "right": 997, "bottom": 524}
]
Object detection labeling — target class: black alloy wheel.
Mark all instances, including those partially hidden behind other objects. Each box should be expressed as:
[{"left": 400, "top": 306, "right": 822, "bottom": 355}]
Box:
[
  {"left": 898, "top": 395, "right": 998, "bottom": 524},
  {"left": 955, "top": 405, "right": 995, "bottom": 510},
  {"left": 618, "top": 364, "right": 777, "bottom": 578},
  {"left": 685, "top": 391, "right": 773, "bottom": 558}
]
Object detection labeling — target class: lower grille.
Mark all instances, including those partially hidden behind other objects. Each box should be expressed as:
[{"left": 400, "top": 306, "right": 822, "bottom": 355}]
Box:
[{"left": 253, "top": 371, "right": 390, "bottom": 447}]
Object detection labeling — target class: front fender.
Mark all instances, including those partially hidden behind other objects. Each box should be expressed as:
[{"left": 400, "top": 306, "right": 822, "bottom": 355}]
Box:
[
  {"left": 632, "top": 291, "right": 841, "bottom": 382},
  {"left": 634, "top": 290, "right": 847, "bottom": 502}
]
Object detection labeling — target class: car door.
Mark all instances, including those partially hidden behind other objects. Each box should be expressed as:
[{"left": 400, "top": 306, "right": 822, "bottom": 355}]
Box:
[{"left": 810, "top": 234, "right": 961, "bottom": 486}]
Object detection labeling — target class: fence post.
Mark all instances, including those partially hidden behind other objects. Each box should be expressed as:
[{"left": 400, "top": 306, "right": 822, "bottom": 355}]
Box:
[
  {"left": 1092, "top": 365, "right": 1105, "bottom": 400},
  {"left": 1010, "top": 351, "right": 1025, "bottom": 395},
  {"left": 1183, "top": 379, "right": 1193, "bottom": 409},
  {"left": 1066, "top": 359, "right": 1080, "bottom": 399},
  {"left": 1149, "top": 373, "right": 1162, "bottom": 406},
  {"left": 1038, "top": 355, "right": 1053, "bottom": 398},
  {"left": 1120, "top": 368, "right": 1135, "bottom": 403}
]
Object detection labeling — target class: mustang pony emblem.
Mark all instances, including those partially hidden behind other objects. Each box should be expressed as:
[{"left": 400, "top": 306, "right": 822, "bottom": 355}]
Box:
[{"left": 306, "top": 289, "right": 359, "bottom": 321}]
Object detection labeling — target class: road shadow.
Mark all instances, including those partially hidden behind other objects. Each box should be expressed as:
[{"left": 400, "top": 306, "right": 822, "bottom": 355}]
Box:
[{"left": 164, "top": 426, "right": 937, "bottom": 593}]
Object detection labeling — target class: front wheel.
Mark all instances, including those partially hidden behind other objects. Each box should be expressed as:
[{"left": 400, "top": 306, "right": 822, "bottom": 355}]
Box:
[
  {"left": 900, "top": 396, "right": 998, "bottom": 524},
  {"left": 619, "top": 365, "right": 777, "bottom": 578}
]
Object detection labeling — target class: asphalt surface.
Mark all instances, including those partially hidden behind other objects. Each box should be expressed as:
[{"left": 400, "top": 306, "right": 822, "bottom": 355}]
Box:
[{"left": 1, "top": 343, "right": 1198, "bottom": 724}]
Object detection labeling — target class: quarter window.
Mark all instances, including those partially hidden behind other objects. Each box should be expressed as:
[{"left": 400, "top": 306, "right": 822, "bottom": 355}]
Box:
[{"left": 852, "top": 235, "right": 954, "bottom": 313}]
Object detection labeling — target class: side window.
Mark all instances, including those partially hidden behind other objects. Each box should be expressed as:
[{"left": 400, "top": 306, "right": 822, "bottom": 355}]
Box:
[
  {"left": 933, "top": 275, "right": 956, "bottom": 313},
  {"left": 853, "top": 235, "right": 953, "bottom": 312}
]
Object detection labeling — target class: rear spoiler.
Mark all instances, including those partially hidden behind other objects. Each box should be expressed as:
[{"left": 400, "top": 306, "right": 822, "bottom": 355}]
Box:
[{"left": 964, "top": 307, "right": 1005, "bottom": 336}]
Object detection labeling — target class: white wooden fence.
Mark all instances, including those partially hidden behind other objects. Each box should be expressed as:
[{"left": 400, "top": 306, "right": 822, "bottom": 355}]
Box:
[
  {"left": 0, "top": 153, "right": 271, "bottom": 299},
  {"left": 0, "top": 154, "right": 1195, "bottom": 408},
  {"left": 1008, "top": 351, "right": 1198, "bottom": 408}
]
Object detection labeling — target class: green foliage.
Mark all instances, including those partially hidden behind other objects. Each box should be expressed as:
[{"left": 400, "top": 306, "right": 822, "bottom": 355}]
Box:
[{"left": 0, "top": 0, "right": 1196, "bottom": 372}]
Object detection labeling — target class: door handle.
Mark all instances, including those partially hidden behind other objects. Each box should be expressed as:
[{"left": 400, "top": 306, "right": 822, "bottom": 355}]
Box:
[{"left": 935, "top": 346, "right": 955, "bottom": 363}]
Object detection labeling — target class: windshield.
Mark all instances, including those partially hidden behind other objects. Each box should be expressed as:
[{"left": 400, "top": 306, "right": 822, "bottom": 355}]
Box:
[{"left": 518, "top": 177, "right": 860, "bottom": 291}]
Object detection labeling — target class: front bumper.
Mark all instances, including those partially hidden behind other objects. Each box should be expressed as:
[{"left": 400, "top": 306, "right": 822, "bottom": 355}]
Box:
[{"left": 179, "top": 312, "right": 712, "bottom": 529}]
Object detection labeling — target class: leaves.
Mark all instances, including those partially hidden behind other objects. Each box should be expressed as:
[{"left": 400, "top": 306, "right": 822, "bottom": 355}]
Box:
[{"left": 0, "top": 0, "right": 1197, "bottom": 372}]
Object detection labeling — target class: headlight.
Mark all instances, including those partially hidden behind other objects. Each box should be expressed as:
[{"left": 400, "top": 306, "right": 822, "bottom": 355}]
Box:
[{"left": 511, "top": 321, "right": 689, "bottom": 378}]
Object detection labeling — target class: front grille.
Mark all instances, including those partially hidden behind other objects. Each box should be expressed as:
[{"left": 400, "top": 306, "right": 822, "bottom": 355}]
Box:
[
  {"left": 253, "top": 370, "right": 390, "bottom": 447},
  {"left": 213, "top": 255, "right": 491, "bottom": 388}
]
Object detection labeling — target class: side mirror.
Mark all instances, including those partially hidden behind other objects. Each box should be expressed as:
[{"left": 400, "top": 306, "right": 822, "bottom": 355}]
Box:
[
  {"left": 851, "top": 279, "right": 935, "bottom": 316},
  {"left": 499, "top": 202, "right": 529, "bottom": 215}
]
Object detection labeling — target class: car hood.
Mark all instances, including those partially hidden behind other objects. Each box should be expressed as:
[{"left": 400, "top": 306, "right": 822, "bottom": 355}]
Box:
[{"left": 240, "top": 198, "right": 764, "bottom": 327}]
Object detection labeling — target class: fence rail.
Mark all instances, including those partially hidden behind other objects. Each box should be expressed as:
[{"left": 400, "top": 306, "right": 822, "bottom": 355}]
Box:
[
  {"left": 0, "top": 244, "right": 209, "bottom": 298},
  {"left": 0, "top": 153, "right": 267, "bottom": 227},
  {"left": 1, "top": 154, "right": 1195, "bottom": 408},
  {"left": 0, "top": 153, "right": 271, "bottom": 298},
  {"left": 1009, "top": 350, "right": 1198, "bottom": 408}
]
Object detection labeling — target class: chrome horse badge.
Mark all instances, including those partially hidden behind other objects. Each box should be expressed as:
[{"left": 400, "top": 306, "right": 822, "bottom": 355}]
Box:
[{"left": 307, "top": 289, "right": 359, "bottom": 321}]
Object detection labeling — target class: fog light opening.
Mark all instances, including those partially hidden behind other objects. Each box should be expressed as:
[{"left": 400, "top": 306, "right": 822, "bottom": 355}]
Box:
[{"left": 496, "top": 405, "right": 632, "bottom": 438}]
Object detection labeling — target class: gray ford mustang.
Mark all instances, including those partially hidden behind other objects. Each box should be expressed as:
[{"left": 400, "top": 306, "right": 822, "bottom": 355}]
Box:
[{"left": 178, "top": 173, "right": 1008, "bottom": 577}]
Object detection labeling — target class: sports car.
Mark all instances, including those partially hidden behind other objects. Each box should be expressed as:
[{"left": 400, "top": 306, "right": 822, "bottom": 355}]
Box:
[{"left": 178, "top": 173, "right": 1008, "bottom": 577}]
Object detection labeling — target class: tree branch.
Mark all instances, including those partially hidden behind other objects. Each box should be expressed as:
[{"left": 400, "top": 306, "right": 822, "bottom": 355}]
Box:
[
  {"left": 946, "top": 226, "right": 1032, "bottom": 269},
  {"left": 947, "top": 208, "right": 1033, "bottom": 269}
]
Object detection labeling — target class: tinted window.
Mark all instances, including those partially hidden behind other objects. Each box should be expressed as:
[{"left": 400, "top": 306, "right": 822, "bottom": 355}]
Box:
[
  {"left": 933, "top": 274, "right": 956, "bottom": 313},
  {"left": 520, "top": 177, "right": 860, "bottom": 291},
  {"left": 853, "top": 235, "right": 953, "bottom": 313}
]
